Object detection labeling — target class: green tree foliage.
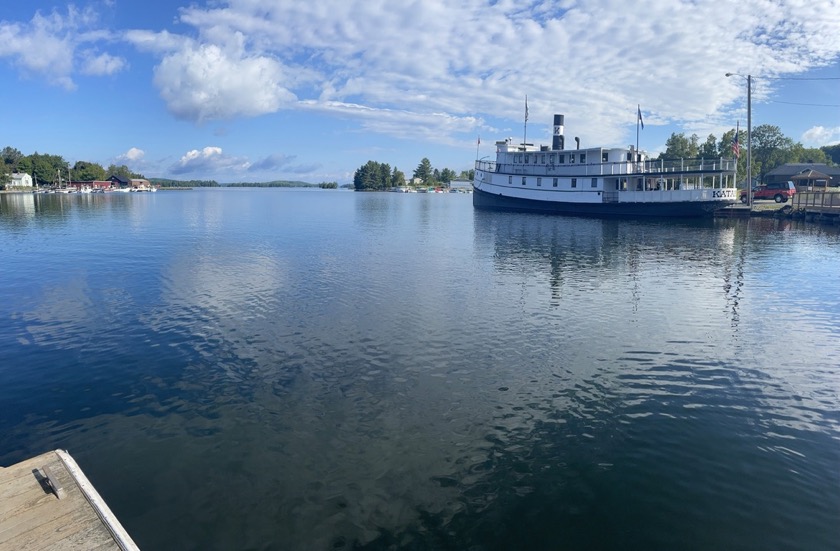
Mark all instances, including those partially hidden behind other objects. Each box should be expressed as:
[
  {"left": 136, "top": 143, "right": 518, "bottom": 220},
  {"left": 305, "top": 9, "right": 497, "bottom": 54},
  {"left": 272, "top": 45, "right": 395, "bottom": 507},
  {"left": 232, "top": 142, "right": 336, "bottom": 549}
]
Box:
[
  {"left": 391, "top": 168, "right": 406, "bottom": 187},
  {"left": 318, "top": 181, "right": 338, "bottom": 189},
  {"left": 28, "top": 153, "right": 69, "bottom": 185},
  {"left": 699, "top": 134, "right": 718, "bottom": 158},
  {"left": 719, "top": 127, "right": 752, "bottom": 184},
  {"left": 2, "top": 146, "right": 24, "bottom": 172},
  {"left": 439, "top": 168, "right": 457, "bottom": 183},
  {"left": 821, "top": 144, "right": 840, "bottom": 165},
  {"left": 657, "top": 125, "right": 837, "bottom": 185},
  {"left": 659, "top": 133, "right": 700, "bottom": 160},
  {"left": 106, "top": 164, "right": 144, "bottom": 180},
  {"left": 413, "top": 157, "right": 433, "bottom": 184},
  {"left": 72, "top": 161, "right": 106, "bottom": 181},
  {"left": 751, "top": 124, "right": 795, "bottom": 181},
  {"left": 353, "top": 161, "right": 393, "bottom": 191},
  {"left": 789, "top": 145, "right": 828, "bottom": 165},
  {"left": 458, "top": 169, "right": 475, "bottom": 181}
]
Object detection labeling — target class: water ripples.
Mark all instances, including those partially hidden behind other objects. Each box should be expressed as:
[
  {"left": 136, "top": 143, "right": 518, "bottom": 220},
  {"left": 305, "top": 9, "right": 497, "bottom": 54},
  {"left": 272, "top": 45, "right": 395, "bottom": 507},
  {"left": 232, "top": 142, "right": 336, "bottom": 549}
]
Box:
[{"left": 2, "top": 192, "right": 839, "bottom": 550}]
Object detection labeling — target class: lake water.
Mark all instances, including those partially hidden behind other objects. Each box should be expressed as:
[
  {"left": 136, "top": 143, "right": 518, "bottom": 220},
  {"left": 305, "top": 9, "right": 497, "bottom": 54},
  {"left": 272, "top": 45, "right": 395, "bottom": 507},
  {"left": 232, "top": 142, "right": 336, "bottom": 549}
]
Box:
[{"left": 1, "top": 189, "right": 838, "bottom": 550}]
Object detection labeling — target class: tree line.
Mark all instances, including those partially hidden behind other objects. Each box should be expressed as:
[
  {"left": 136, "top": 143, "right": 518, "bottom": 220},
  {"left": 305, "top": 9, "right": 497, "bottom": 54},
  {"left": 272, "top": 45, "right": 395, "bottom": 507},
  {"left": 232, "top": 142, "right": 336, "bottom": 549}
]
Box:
[
  {"left": 1, "top": 146, "right": 144, "bottom": 187},
  {"left": 658, "top": 126, "right": 839, "bottom": 184},
  {"left": 353, "top": 157, "right": 474, "bottom": 191},
  {"left": 1, "top": 145, "right": 338, "bottom": 190}
]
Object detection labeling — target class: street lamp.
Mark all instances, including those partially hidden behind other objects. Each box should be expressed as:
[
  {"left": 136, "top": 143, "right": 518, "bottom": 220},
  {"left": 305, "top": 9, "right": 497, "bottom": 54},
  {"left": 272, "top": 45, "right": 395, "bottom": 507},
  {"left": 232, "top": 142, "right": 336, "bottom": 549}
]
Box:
[{"left": 726, "top": 72, "right": 752, "bottom": 209}]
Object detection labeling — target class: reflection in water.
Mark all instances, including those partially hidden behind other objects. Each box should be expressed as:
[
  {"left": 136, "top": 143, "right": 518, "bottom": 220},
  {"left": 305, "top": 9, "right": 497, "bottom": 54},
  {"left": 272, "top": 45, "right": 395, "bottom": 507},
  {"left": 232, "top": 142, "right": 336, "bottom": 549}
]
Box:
[{"left": 1, "top": 191, "right": 839, "bottom": 550}]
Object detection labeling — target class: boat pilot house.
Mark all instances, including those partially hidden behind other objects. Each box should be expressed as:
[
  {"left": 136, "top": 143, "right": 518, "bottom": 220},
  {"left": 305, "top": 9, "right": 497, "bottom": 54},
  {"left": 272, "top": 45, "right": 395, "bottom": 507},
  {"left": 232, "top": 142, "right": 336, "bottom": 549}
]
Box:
[{"left": 473, "top": 114, "right": 738, "bottom": 217}]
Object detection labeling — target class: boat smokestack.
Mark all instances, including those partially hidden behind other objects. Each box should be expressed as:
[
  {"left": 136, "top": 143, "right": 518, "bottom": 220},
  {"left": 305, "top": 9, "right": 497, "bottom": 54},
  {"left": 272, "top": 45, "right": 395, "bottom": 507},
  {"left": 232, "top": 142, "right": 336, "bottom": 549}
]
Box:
[
  {"left": 575, "top": 137, "right": 580, "bottom": 150},
  {"left": 552, "top": 114, "right": 565, "bottom": 151}
]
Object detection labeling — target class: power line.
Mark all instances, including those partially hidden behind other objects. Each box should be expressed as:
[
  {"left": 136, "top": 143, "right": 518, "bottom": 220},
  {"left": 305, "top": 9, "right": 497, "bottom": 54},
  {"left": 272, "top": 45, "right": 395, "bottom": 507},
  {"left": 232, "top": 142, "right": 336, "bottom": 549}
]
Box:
[
  {"left": 761, "top": 76, "right": 840, "bottom": 80},
  {"left": 767, "top": 99, "right": 840, "bottom": 107}
]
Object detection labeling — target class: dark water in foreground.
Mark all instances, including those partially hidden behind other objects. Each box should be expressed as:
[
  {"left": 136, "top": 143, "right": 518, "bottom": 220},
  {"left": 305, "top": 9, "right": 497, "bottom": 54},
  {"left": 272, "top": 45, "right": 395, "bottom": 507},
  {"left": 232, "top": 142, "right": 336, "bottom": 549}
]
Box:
[{"left": 1, "top": 189, "right": 839, "bottom": 550}]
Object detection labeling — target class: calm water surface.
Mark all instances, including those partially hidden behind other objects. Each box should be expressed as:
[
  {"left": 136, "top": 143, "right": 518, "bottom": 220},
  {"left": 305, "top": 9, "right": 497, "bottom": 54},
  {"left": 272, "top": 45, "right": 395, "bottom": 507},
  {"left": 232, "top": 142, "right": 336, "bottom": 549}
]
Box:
[{"left": 1, "top": 189, "right": 839, "bottom": 550}]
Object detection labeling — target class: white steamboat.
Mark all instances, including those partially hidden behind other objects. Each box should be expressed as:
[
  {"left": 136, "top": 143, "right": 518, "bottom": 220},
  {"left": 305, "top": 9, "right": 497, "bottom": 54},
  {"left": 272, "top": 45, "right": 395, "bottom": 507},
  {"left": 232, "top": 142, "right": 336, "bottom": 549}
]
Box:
[{"left": 473, "top": 114, "right": 738, "bottom": 217}]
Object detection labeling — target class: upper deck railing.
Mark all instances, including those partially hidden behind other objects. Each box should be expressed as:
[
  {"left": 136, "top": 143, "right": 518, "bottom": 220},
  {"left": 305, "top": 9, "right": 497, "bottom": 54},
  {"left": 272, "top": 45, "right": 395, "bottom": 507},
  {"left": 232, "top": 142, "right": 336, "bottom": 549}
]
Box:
[{"left": 475, "top": 157, "right": 736, "bottom": 177}]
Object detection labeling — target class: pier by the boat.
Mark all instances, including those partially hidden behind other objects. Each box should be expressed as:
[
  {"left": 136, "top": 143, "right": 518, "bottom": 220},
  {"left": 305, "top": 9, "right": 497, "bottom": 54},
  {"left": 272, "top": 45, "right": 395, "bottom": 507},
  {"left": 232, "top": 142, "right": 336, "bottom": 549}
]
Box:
[{"left": 0, "top": 450, "right": 139, "bottom": 550}]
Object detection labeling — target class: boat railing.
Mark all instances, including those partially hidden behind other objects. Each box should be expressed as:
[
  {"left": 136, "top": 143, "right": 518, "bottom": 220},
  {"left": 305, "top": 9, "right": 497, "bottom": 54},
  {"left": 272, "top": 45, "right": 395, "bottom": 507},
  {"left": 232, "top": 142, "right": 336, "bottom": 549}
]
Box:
[{"left": 475, "top": 157, "right": 736, "bottom": 176}]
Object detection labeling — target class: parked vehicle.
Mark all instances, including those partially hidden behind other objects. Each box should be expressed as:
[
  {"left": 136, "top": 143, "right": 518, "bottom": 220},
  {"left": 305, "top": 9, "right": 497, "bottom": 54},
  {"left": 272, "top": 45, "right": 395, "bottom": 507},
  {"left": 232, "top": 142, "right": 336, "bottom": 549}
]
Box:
[{"left": 740, "top": 181, "right": 796, "bottom": 203}]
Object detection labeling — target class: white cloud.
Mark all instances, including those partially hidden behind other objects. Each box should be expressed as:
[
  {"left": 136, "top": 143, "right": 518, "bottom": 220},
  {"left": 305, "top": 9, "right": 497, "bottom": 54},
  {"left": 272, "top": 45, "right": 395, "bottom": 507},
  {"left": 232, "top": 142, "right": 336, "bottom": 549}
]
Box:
[
  {"left": 128, "top": 0, "right": 840, "bottom": 144},
  {"left": 171, "top": 146, "right": 250, "bottom": 175},
  {"left": 80, "top": 50, "right": 127, "bottom": 75},
  {"left": 151, "top": 39, "right": 296, "bottom": 121},
  {"left": 0, "top": 6, "right": 125, "bottom": 89},
  {"left": 5, "top": 1, "right": 839, "bottom": 150},
  {"left": 801, "top": 126, "right": 840, "bottom": 147},
  {"left": 117, "top": 147, "right": 146, "bottom": 162}
]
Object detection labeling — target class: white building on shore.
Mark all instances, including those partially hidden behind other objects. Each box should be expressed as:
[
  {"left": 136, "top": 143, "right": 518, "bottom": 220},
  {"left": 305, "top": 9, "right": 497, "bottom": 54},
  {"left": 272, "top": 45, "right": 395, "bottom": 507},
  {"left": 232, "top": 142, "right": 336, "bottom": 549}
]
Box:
[{"left": 9, "top": 173, "right": 33, "bottom": 187}]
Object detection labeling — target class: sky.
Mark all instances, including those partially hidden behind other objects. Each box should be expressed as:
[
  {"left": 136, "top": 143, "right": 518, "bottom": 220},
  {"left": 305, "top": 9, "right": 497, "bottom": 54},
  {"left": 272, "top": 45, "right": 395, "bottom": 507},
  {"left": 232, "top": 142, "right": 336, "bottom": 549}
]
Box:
[{"left": 1, "top": 0, "right": 839, "bottom": 184}]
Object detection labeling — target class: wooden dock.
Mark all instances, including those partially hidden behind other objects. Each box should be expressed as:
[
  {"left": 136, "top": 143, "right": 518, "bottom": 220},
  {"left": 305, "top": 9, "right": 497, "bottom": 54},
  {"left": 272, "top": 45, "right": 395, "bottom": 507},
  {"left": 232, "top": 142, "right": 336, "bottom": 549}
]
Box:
[
  {"left": 792, "top": 190, "right": 840, "bottom": 218},
  {"left": 0, "top": 450, "right": 139, "bottom": 550}
]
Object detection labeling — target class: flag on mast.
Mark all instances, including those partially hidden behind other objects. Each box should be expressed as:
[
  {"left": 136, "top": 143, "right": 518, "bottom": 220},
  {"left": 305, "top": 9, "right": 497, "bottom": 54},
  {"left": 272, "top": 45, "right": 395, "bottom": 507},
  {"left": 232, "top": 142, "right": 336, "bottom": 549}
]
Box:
[
  {"left": 525, "top": 96, "right": 529, "bottom": 122},
  {"left": 732, "top": 121, "right": 741, "bottom": 159},
  {"left": 637, "top": 105, "right": 644, "bottom": 129}
]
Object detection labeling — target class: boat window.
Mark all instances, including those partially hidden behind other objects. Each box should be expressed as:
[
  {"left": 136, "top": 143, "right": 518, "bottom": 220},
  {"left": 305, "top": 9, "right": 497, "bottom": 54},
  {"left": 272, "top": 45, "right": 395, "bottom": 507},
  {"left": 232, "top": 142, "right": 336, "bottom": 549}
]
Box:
[
  {"left": 522, "top": 177, "right": 526, "bottom": 185},
  {"left": 602, "top": 152, "right": 609, "bottom": 163},
  {"left": 627, "top": 152, "right": 633, "bottom": 161},
  {"left": 558, "top": 154, "right": 565, "bottom": 163},
  {"left": 580, "top": 154, "right": 586, "bottom": 163},
  {"left": 571, "top": 178, "right": 577, "bottom": 188},
  {"left": 550, "top": 154, "right": 555, "bottom": 164},
  {"left": 570, "top": 154, "right": 576, "bottom": 163},
  {"left": 508, "top": 176, "right": 512, "bottom": 184},
  {"left": 525, "top": 154, "right": 530, "bottom": 164},
  {"left": 541, "top": 154, "right": 546, "bottom": 164},
  {"left": 553, "top": 178, "right": 558, "bottom": 187},
  {"left": 537, "top": 177, "right": 542, "bottom": 187},
  {"left": 591, "top": 178, "right": 597, "bottom": 188}
]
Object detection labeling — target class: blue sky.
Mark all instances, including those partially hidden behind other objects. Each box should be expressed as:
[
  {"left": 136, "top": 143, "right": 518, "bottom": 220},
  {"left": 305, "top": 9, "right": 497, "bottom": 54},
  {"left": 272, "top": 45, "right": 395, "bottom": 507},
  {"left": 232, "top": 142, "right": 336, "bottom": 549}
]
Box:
[{"left": 1, "top": 0, "right": 838, "bottom": 184}]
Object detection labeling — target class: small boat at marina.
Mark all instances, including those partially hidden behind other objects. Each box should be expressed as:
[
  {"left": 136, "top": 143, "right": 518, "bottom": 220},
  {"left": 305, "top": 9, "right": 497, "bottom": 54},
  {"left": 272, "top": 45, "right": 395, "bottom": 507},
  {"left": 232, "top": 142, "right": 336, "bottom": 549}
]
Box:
[{"left": 473, "top": 114, "right": 738, "bottom": 217}]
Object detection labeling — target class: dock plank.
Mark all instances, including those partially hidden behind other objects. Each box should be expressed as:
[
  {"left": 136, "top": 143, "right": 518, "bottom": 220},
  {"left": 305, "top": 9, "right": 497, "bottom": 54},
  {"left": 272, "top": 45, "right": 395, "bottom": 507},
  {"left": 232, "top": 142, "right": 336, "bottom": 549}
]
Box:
[{"left": 0, "top": 450, "right": 138, "bottom": 551}]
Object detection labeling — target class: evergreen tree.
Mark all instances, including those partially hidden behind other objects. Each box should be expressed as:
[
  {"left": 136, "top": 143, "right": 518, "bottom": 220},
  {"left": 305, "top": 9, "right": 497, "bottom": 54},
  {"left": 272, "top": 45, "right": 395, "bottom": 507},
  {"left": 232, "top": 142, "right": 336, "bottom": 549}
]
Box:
[
  {"left": 439, "top": 168, "right": 456, "bottom": 183},
  {"left": 413, "top": 157, "right": 432, "bottom": 184}
]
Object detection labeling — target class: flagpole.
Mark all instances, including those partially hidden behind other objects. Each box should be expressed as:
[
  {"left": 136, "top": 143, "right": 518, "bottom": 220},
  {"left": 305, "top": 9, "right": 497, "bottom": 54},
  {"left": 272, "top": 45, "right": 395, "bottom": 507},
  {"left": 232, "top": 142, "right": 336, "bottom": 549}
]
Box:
[
  {"left": 523, "top": 95, "right": 528, "bottom": 150},
  {"left": 476, "top": 136, "right": 480, "bottom": 161},
  {"left": 636, "top": 104, "right": 640, "bottom": 160}
]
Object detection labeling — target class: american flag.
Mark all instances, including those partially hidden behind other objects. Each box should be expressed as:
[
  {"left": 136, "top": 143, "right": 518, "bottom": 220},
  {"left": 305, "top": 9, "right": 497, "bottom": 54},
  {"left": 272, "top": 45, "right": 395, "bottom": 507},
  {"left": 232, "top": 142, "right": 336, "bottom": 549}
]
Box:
[{"left": 732, "top": 121, "right": 741, "bottom": 159}]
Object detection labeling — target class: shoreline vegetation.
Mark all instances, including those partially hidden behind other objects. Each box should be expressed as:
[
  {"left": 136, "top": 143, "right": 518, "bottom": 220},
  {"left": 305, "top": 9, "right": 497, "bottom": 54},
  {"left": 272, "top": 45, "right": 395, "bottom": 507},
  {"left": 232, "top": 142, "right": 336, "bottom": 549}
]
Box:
[{"left": 3, "top": 128, "right": 837, "bottom": 191}]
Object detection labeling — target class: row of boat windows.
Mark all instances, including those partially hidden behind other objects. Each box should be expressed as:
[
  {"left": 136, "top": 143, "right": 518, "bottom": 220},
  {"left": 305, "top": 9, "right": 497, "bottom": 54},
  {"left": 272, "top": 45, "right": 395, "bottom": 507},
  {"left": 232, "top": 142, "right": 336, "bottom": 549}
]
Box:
[
  {"left": 509, "top": 176, "right": 598, "bottom": 188},
  {"left": 510, "top": 152, "right": 638, "bottom": 164}
]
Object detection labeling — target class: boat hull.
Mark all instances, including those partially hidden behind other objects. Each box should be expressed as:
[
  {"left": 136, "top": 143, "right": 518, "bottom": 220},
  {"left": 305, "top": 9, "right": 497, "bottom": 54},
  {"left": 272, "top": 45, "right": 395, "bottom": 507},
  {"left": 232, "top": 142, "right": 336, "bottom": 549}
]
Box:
[{"left": 473, "top": 186, "right": 732, "bottom": 217}]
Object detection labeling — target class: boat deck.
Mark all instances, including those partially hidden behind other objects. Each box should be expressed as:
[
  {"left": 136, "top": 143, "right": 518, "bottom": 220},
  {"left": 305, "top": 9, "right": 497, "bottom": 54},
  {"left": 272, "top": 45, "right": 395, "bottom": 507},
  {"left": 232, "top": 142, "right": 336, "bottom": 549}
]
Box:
[{"left": 0, "top": 450, "right": 139, "bottom": 551}]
